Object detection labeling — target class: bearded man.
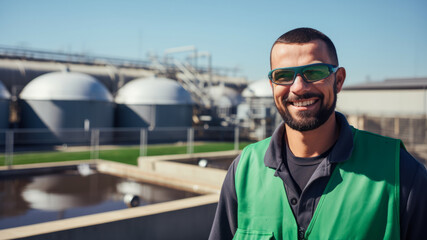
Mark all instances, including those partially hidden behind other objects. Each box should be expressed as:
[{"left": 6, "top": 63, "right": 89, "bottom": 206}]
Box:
[{"left": 208, "top": 27, "right": 427, "bottom": 240}]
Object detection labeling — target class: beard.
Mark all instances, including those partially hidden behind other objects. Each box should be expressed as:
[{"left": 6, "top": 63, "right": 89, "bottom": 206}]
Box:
[{"left": 276, "top": 82, "right": 337, "bottom": 132}]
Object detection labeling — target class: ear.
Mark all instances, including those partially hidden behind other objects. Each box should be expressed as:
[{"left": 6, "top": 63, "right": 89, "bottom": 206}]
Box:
[{"left": 335, "top": 67, "right": 346, "bottom": 93}]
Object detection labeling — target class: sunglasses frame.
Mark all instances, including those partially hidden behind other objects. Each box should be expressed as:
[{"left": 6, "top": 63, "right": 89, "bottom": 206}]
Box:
[{"left": 268, "top": 63, "right": 339, "bottom": 85}]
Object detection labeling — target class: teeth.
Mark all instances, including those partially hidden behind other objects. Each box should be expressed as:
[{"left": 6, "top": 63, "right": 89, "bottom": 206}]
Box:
[{"left": 293, "top": 100, "right": 315, "bottom": 107}]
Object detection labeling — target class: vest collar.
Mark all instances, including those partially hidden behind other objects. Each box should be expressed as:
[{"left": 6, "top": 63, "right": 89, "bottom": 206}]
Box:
[{"left": 264, "top": 112, "right": 354, "bottom": 169}]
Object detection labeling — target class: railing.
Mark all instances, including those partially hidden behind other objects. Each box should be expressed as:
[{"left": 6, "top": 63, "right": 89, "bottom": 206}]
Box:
[
  {"left": 345, "top": 114, "right": 427, "bottom": 165},
  {"left": 0, "top": 126, "right": 256, "bottom": 167},
  {"left": 0, "top": 45, "right": 245, "bottom": 82},
  {"left": 1, "top": 114, "right": 426, "bottom": 167},
  {"left": 346, "top": 114, "right": 427, "bottom": 147},
  {"left": 173, "top": 59, "right": 212, "bottom": 108},
  {"left": 0, "top": 45, "right": 153, "bottom": 69}
]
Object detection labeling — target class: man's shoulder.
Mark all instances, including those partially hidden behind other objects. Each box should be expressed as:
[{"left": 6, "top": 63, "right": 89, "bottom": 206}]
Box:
[
  {"left": 351, "top": 127, "right": 403, "bottom": 154},
  {"left": 352, "top": 127, "right": 400, "bottom": 142},
  {"left": 400, "top": 147, "right": 427, "bottom": 180},
  {"left": 236, "top": 137, "right": 273, "bottom": 172},
  {"left": 242, "top": 137, "right": 272, "bottom": 152},
  {"left": 351, "top": 127, "right": 426, "bottom": 178}
]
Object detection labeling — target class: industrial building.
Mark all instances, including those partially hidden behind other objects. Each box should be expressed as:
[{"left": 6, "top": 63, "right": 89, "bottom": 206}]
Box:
[
  {"left": 0, "top": 46, "right": 426, "bottom": 163},
  {"left": 0, "top": 47, "right": 426, "bottom": 239},
  {"left": 337, "top": 78, "right": 427, "bottom": 162},
  {"left": 338, "top": 78, "right": 427, "bottom": 116},
  {"left": 0, "top": 46, "right": 247, "bottom": 145}
]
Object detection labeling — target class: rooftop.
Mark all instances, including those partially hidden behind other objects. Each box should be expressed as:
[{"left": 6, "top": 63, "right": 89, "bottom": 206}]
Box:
[{"left": 343, "top": 77, "right": 427, "bottom": 90}]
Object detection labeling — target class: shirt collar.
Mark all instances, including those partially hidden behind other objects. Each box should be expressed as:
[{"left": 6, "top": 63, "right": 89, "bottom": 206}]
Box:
[{"left": 264, "top": 111, "right": 354, "bottom": 169}]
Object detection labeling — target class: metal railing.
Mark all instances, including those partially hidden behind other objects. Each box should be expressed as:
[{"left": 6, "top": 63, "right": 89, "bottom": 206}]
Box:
[
  {"left": 1, "top": 115, "right": 426, "bottom": 167},
  {"left": 346, "top": 114, "right": 427, "bottom": 147},
  {"left": 0, "top": 126, "right": 252, "bottom": 167},
  {"left": 173, "top": 59, "right": 212, "bottom": 108}
]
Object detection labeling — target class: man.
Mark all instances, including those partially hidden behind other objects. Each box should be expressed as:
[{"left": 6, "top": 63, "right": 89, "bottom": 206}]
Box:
[{"left": 209, "top": 28, "right": 427, "bottom": 239}]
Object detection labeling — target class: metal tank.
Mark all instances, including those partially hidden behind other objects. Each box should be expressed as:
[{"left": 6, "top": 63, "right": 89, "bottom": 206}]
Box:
[
  {"left": 0, "top": 80, "right": 10, "bottom": 129},
  {"left": 208, "top": 84, "right": 242, "bottom": 125},
  {"left": 238, "top": 79, "right": 280, "bottom": 140},
  {"left": 0, "top": 81, "right": 10, "bottom": 145},
  {"left": 19, "top": 71, "right": 114, "bottom": 145},
  {"left": 115, "top": 76, "right": 194, "bottom": 143},
  {"left": 0, "top": 58, "right": 154, "bottom": 95}
]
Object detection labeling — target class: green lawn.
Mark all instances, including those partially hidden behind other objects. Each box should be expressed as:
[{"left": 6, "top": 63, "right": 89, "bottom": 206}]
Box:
[{"left": 0, "top": 142, "right": 253, "bottom": 166}]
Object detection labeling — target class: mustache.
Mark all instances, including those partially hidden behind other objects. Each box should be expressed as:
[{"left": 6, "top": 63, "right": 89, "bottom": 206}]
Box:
[{"left": 285, "top": 92, "right": 323, "bottom": 102}]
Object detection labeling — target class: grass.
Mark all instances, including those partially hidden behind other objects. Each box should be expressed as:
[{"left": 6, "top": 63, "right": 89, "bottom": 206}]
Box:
[{"left": 0, "top": 142, "right": 253, "bottom": 166}]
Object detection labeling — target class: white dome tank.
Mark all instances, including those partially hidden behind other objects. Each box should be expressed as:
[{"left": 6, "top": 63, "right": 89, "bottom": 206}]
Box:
[
  {"left": 242, "top": 79, "right": 272, "bottom": 98},
  {"left": 0, "top": 81, "right": 10, "bottom": 129},
  {"left": 237, "top": 79, "right": 276, "bottom": 122},
  {"left": 115, "top": 77, "right": 193, "bottom": 105},
  {"left": 115, "top": 77, "right": 194, "bottom": 142},
  {"left": 209, "top": 85, "right": 242, "bottom": 108},
  {"left": 20, "top": 71, "right": 112, "bottom": 101},
  {"left": 18, "top": 72, "right": 114, "bottom": 145},
  {"left": 0, "top": 80, "right": 11, "bottom": 100}
]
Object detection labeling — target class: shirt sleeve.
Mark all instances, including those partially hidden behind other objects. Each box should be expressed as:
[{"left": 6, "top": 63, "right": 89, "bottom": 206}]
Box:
[
  {"left": 399, "top": 148, "right": 427, "bottom": 240},
  {"left": 208, "top": 155, "right": 240, "bottom": 240}
]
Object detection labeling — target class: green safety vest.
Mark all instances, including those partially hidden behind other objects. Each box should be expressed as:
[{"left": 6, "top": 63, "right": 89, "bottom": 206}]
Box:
[{"left": 234, "top": 127, "right": 401, "bottom": 240}]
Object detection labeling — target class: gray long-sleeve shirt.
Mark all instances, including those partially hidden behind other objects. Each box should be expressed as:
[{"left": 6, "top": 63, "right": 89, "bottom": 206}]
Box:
[{"left": 209, "top": 112, "right": 427, "bottom": 240}]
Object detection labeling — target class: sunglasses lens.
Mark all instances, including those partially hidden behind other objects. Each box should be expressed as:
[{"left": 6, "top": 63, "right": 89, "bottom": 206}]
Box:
[
  {"left": 302, "top": 65, "right": 331, "bottom": 82},
  {"left": 270, "top": 64, "right": 335, "bottom": 85},
  {"left": 272, "top": 70, "right": 295, "bottom": 84}
]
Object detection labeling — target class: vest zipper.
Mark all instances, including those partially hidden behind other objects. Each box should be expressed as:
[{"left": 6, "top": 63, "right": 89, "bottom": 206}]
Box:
[{"left": 298, "top": 227, "right": 306, "bottom": 240}]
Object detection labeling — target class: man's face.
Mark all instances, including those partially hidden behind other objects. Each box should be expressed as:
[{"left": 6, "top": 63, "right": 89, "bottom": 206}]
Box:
[{"left": 270, "top": 40, "right": 345, "bottom": 131}]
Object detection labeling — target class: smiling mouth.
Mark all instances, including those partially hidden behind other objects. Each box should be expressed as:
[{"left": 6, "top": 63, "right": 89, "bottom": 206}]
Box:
[{"left": 291, "top": 99, "right": 316, "bottom": 107}]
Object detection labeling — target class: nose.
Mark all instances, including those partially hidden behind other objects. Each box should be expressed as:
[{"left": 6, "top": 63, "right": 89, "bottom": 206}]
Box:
[{"left": 290, "top": 74, "right": 310, "bottom": 95}]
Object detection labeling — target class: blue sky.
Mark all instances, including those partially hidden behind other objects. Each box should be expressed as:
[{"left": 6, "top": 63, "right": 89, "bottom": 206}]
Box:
[{"left": 1, "top": 0, "right": 426, "bottom": 86}]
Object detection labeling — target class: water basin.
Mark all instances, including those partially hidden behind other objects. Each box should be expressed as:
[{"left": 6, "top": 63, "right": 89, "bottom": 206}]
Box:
[{"left": 0, "top": 165, "right": 199, "bottom": 229}]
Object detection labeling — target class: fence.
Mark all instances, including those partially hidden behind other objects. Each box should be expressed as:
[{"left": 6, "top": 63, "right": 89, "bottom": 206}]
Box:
[
  {"left": 346, "top": 114, "right": 427, "bottom": 164},
  {"left": 346, "top": 114, "right": 427, "bottom": 146},
  {"left": 0, "top": 126, "right": 254, "bottom": 167},
  {"left": 1, "top": 114, "right": 426, "bottom": 167}
]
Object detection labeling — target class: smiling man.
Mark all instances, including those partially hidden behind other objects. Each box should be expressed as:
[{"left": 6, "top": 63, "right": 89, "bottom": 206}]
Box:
[{"left": 209, "top": 28, "right": 427, "bottom": 240}]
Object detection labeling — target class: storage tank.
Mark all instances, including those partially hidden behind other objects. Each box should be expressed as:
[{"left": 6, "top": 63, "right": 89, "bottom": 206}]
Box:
[
  {"left": 241, "top": 79, "right": 272, "bottom": 98},
  {"left": 0, "top": 81, "right": 10, "bottom": 145},
  {"left": 238, "top": 79, "right": 274, "bottom": 119},
  {"left": 0, "top": 80, "right": 10, "bottom": 129},
  {"left": 115, "top": 77, "right": 193, "bottom": 143},
  {"left": 19, "top": 71, "right": 114, "bottom": 145},
  {"left": 238, "top": 79, "right": 279, "bottom": 140},
  {"left": 209, "top": 85, "right": 242, "bottom": 108},
  {"left": 208, "top": 85, "right": 242, "bottom": 123}
]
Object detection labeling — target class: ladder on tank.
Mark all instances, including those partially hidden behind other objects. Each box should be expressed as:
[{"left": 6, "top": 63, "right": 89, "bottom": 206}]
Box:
[{"left": 172, "top": 59, "right": 213, "bottom": 108}]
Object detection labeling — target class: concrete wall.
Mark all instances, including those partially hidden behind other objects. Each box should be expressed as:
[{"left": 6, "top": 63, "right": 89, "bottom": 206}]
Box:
[
  {"left": 16, "top": 201, "right": 217, "bottom": 240},
  {"left": 0, "top": 160, "right": 220, "bottom": 240},
  {"left": 139, "top": 151, "right": 238, "bottom": 189},
  {"left": 0, "top": 195, "right": 218, "bottom": 240},
  {"left": 337, "top": 89, "right": 427, "bottom": 116}
]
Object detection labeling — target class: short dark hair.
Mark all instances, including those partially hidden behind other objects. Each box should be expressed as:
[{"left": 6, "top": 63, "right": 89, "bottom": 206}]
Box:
[{"left": 270, "top": 28, "right": 339, "bottom": 67}]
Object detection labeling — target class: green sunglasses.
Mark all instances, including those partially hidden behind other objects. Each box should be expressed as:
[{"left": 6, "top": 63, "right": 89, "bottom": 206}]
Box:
[{"left": 268, "top": 63, "right": 339, "bottom": 85}]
